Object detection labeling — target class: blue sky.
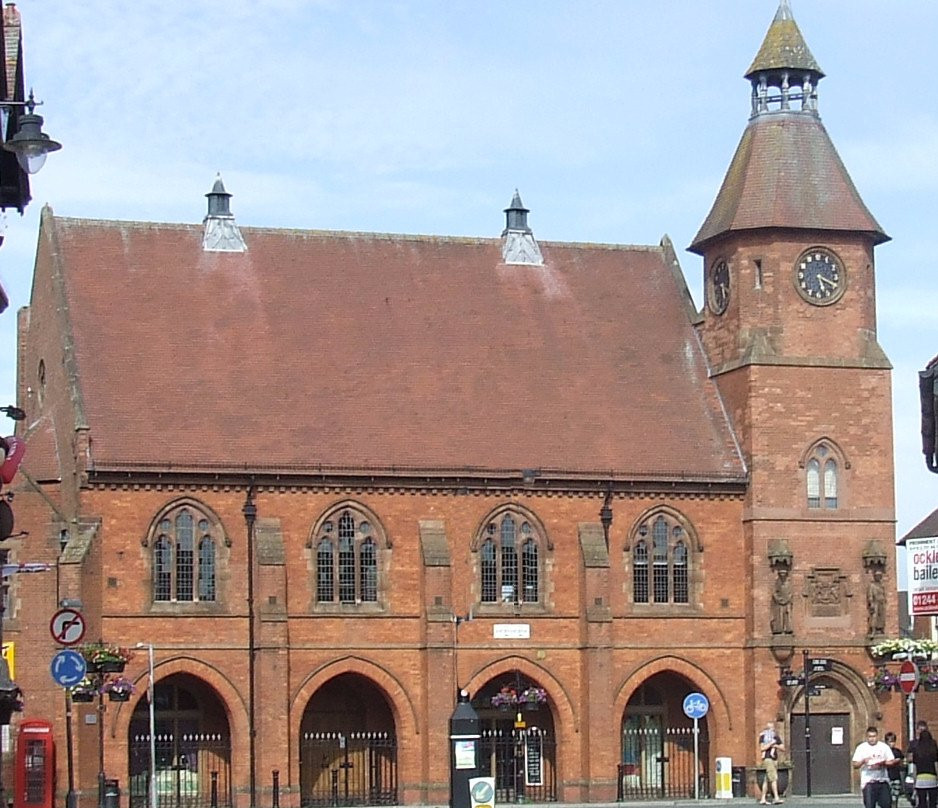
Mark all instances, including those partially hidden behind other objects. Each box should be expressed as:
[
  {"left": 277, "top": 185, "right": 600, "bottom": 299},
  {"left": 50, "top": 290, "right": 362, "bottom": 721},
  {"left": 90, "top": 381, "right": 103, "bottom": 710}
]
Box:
[{"left": 1, "top": 2, "right": 936, "bottom": 572}]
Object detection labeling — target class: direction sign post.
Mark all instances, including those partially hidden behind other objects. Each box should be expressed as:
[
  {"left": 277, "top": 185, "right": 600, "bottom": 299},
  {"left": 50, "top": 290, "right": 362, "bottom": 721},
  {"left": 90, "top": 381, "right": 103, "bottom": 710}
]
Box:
[{"left": 683, "top": 693, "right": 709, "bottom": 800}]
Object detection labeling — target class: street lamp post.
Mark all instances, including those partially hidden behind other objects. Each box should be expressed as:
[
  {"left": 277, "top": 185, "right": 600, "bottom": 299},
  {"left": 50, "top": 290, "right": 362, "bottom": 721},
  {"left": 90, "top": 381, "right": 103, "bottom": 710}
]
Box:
[
  {"left": 242, "top": 489, "right": 257, "bottom": 808},
  {"left": 135, "top": 643, "right": 157, "bottom": 808}
]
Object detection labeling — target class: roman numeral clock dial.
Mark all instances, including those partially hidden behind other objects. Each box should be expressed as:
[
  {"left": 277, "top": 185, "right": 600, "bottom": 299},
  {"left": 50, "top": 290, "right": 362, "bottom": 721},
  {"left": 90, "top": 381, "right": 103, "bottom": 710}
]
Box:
[{"left": 795, "top": 248, "right": 845, "bottom": 305}]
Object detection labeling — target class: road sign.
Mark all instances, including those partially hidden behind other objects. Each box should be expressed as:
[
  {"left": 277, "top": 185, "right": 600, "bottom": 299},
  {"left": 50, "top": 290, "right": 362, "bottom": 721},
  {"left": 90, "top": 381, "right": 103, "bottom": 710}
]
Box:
[
  {"left": 683, "top": 692, "right": 710, "bottom": 719},
  {"left": 50, "top": 649, "right": 87, "bottom": 687},
  {"left": 779, "top": 675, "right": 804, "bottom": 688},
  {"left": 49, "top": 608, "right": 86, "bottom": 646},
  {"left": 810, "top": 658, "right": 832, "bottom": 673},
  {"left": 900, "top": 660, "right": 920, "bottom": 694}
]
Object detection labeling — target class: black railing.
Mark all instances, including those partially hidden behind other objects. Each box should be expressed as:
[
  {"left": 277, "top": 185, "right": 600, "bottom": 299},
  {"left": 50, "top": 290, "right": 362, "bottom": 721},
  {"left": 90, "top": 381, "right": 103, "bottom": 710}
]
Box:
[{"left": 300, "top": 731, "right": 397, "bottom": 807}]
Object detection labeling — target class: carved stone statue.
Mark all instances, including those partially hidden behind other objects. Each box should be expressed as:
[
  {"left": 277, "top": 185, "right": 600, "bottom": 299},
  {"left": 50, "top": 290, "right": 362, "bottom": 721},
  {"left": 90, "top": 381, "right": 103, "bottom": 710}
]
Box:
[
  {"left": 771, "top": 567, "right": 793, "bottom": 635},
  {"left": 867, "top": 569, "right": 887, "bottom": 637}
]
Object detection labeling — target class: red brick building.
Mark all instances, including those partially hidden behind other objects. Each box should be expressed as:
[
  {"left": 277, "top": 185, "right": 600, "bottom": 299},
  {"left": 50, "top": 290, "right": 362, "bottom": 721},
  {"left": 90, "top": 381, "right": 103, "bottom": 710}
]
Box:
[{"left": 3, "top": 3, "right": 900, "bottom": 807}]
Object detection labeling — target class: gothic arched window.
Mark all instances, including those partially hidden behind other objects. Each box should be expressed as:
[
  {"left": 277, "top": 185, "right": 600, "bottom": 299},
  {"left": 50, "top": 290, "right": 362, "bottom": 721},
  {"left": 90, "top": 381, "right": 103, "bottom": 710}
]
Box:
[
  {"left": 313, "top": 506, "right": 383, "bottom": 605},
  {"left": 152, "top": 505, "right": 220, "bottom": 603},
  {"left": 478, "top": 510, "right": 545, "bottom": 605},
  {"left": 631, "top": 512, "right": 694, "bottom": 605},
  {"left": 805, "top": 442, "right": 840, "bottom": 509}
]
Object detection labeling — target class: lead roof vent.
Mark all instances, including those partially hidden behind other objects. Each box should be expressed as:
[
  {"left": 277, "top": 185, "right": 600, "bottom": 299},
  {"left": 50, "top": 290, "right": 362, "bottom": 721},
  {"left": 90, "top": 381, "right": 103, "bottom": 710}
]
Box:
[
  {"left": 501, "top": 190, "right": 543, "bottom": 266},
  {"left": 202, "top": 174, "right": 246, "bottom": 252}
]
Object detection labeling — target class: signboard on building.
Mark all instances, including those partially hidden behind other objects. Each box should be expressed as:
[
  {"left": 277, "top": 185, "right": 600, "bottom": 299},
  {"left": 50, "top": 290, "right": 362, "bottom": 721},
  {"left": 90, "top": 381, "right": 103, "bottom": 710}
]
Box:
[{"left": 907, "top": 537, "right": 938, "bottom": 615}]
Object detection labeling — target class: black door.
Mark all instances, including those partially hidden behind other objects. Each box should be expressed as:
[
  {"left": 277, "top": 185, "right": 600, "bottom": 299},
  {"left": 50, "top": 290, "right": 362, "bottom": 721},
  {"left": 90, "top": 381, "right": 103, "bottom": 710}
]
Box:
[{"left": 790, "top": 713, "right": 852, "bottom": 794}]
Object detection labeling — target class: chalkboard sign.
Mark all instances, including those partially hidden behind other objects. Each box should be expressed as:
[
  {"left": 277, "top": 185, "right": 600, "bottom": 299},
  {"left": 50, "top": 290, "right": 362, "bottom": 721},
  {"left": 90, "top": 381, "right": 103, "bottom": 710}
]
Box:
[{"left": 525, "top": 733, "right": 543, "bottom": 787}]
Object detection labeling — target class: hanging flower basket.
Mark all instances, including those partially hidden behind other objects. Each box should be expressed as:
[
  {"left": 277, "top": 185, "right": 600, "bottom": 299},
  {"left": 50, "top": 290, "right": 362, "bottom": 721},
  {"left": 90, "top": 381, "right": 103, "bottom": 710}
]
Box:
[
  {"left": 79, "top": 643, "right": 134, "bottom": 673},
  {"left": 869, "top": 667, "right": 900, "bottom": 694},
  {"left": 870, "top": 638, "right": 938, "bottom": 661},
  {"left": 520, "top": 687, "right": 548, "bottom": 710},
  {"left": 102, "top": 676, "right": 135, "bottom": 702},
  {"left": 491, "top": 686, "right": 519, "bottom": 710},
  {"left": 71, "top": 689, "right": 95, "bottom": 703}
]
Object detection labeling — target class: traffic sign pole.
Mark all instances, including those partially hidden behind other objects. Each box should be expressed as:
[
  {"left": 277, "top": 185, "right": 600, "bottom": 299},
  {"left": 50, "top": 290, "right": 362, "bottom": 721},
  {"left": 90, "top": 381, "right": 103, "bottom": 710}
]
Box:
[{"left": 683, "top": 693, "right": 710, "bottom": 800}]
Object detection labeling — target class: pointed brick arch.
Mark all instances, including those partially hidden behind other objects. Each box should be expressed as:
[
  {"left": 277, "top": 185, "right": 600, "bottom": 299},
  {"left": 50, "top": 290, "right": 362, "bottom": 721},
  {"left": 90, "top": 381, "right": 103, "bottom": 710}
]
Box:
[
  {"left": 306, "top": 499, "right": 391, "bottom": 549},
  {"left": 614, "top": 655, "right": 733, "bottom": 736},
  {"left": 290, "top": 655, "right": 419, "bottom": 743}
]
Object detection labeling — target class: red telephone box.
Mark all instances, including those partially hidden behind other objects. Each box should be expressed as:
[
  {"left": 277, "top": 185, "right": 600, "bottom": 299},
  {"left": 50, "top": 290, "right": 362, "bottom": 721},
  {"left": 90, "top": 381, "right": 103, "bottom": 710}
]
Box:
[{"left": 14, "top": 720, "right": 55, "bottom": 808}]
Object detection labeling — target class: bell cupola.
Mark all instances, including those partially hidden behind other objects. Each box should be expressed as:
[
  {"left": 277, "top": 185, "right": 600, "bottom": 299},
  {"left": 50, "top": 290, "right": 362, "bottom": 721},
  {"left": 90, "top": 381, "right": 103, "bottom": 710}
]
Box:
[{"left": 745, "top": 0, "right": 824, "bottom": 116}]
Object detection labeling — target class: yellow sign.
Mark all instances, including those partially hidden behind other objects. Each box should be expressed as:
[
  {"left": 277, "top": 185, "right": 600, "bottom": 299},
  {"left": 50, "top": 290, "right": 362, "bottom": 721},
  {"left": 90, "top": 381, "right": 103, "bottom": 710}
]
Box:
[{"left": 1, "top": 642, "right": 14, "bottom": 678}]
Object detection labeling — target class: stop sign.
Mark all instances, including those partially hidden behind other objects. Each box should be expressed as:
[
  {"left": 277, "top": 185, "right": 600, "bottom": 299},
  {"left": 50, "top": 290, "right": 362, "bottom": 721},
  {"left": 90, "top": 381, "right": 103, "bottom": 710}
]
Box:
[{"left": 899, "top": 660, "right": 920, "bottom": 694}]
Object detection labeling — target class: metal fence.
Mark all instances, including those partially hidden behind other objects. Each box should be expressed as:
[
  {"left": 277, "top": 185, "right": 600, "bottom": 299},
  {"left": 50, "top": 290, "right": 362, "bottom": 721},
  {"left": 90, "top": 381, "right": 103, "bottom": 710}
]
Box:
[
  {"left": 129, "top": 732, "right": 232, "bottom": 808},
  {"left": 300, "top": 731, "right": 397, "bottom": 807},
  {"left": 618, "top": 725, "right": 710, "bottom": 800},
  {"left": 480, "top": 726, "right": 557, "bottom": 803}
]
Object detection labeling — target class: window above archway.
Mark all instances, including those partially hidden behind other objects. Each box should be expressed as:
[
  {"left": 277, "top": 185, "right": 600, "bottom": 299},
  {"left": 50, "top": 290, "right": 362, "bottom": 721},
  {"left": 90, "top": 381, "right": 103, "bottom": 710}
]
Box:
[
  {"left": 628, "top": 509, "right": 698, "bottom": 607},
  {"left": 310, "top": 503, "right": 388, "bottom": 609},
  {"left": 474, "top": 506, "right": 549, "bottom": 609},
  {"left": 147, "top": 501, "right": 226, "bottom": 606}
]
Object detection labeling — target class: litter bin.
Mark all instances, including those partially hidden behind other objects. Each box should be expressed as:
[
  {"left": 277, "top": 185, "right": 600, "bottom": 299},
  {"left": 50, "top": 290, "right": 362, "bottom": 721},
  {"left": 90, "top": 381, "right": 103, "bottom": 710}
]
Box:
[
  {"left": 732, "top": 766, "right": 747, "bottom": 798},
  {"left": 103, "top": 778, "right": 120, "bottom": 808}
]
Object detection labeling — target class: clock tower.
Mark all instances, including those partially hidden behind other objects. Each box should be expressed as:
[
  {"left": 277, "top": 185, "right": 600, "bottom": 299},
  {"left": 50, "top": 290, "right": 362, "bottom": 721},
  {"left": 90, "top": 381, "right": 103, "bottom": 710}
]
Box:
[{"left": 689, "top": 0, "right": 895, "bottom": 686}]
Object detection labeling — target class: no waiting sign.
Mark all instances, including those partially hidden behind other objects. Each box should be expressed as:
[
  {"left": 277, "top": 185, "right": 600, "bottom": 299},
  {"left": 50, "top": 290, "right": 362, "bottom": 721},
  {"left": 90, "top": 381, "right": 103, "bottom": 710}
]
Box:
[{"left": 908, "top": 537, "right": 938, "bottom": 616}]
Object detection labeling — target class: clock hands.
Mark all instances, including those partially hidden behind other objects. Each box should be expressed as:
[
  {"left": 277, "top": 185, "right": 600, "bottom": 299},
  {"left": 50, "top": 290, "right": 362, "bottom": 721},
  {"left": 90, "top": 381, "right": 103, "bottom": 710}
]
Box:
[{"left": 816, "top": 274, "right": 838, "bottom": 292}]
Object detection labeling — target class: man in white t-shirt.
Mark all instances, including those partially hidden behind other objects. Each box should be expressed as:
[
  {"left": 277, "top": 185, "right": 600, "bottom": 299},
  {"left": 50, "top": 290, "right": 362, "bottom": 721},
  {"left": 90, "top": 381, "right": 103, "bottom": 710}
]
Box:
[{"left": 853, "top": 726, "right": 897, "bottom": 808}]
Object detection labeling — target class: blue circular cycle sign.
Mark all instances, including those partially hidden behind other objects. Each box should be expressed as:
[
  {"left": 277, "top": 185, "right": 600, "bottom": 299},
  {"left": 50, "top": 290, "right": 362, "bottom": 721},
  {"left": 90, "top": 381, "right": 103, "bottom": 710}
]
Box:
[{"left": 682, "top": 692, "right": 709, "bottom": 719}]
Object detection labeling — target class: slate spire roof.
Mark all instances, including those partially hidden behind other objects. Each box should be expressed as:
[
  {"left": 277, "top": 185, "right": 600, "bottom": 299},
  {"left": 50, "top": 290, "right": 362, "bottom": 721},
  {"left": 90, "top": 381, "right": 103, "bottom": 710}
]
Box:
[
  {"left": 690, "top": 1, "right": 887, "bottom": 253},
  {"left": 745, "top": 0, "right": 823, "bottom": 82}
]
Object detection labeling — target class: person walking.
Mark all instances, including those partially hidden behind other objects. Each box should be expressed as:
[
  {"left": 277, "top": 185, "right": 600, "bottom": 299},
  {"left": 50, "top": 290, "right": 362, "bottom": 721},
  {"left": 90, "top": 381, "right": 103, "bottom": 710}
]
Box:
[
  {"left": 759, "top": 721, "right": 785, "bottom": 804},
  {"left": 854, "top": 726, "right": 897, "bottom": 808},
  {"left": 911, "top": 728, "right": 938, "bottom": 808}
]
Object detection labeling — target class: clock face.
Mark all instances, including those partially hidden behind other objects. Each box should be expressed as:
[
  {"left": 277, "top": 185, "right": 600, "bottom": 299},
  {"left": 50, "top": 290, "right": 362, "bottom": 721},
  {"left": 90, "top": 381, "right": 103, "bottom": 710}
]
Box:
[
  {"left": 795, "top": 248, "right": 845, "bottom": 305},
  {"left": 708, "top": 260, "right": 730, "bottom": 315}
]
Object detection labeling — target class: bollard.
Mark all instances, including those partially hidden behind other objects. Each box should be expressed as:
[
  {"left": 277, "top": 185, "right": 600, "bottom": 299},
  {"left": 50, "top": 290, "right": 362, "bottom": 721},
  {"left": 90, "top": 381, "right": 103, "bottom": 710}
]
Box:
[
  {"left": 272, "top": 770, "right": 280, "bottom": 808},
  {"left": 210, "top": 771, "right": 218, "bottom": 808}
]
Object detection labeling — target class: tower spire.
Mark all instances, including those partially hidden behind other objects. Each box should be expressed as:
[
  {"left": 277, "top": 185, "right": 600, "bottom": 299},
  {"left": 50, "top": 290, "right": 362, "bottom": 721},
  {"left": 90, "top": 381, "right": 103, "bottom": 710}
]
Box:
[{"left": 745, "top": 0, "right": 824, "bottom": 116}]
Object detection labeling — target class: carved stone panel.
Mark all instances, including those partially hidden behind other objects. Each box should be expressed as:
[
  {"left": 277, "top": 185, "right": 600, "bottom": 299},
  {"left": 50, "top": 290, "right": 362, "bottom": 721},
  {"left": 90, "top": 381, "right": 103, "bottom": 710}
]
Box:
[{"left": 803, "top": 567, "right": 852, "bottom": 617}]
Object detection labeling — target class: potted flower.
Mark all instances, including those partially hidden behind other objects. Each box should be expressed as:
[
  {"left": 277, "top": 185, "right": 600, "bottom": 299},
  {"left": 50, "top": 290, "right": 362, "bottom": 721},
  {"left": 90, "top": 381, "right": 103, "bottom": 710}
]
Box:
[
  {"left": 923, "top": 669, "right": 938, "bottom": 692},
  {"left": 870, "top": 638, "right": 938, "bottom": 661},
  {"left": 870, "top": 667, "right": 900, "bottom": 693},
  {"left": 491, "top": 686, "right": 519, "bottom": 711},
  {"left": 80, "top": 643, "right": 134, "bottom": 673},
  {"left": 70, "top": 678, "right": 99, "bottom": 703},
  {"left": 102, "top": 676, "right": 135, "bottom": 702},
  {"left": 519, "top": 687, "right": 548, "bottom": 710}
]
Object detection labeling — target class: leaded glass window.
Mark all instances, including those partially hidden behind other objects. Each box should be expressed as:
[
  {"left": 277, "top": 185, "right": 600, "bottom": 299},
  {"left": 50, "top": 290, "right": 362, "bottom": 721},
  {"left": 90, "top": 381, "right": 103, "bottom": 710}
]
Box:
[
  {"left": 152, "top": 506, "right": 218, "bottom": 603},
  {"left": 314, "top": 507, "right": 382, "bottom": 604},
  {"left": 479, "top": 511, "right": 542, "bottom": 604},
  {"left": 632, "top": 513, "right": 693, "bottom": 605},
  {"left": 806, "top": 443, "right": 839, "bottom": 509}
]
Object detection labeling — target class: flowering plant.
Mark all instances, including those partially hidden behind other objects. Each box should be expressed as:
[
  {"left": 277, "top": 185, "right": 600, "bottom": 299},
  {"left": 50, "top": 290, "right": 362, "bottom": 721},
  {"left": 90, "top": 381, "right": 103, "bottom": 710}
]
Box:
[
  {"left": 79, "top": 643, "right": 134, "bottom": 665},
  {"left": 490, "top": 686, "right": 519, "bottom": 708},
  {"left": 101, "top": 676, "right": 135, "bottom": 694},
  {"left": 870, "top": 667, "right": 899, "bottom": 692},
  {"left": 70, "top": 678, "right": 100, "bottom": 695},
  {"left": 870, "top": 638, "right": 938, "bottom": 660},
  {"left": 923, "top": 668, "right": 938, "bottom": 686},
  {"left": 519, "top": 687, "right": 548, "bottom": 705}
]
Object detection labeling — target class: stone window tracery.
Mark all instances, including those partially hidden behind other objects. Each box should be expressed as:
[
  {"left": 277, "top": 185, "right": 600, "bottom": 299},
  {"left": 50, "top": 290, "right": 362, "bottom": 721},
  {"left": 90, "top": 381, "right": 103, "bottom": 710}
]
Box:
[
  {"left": 152, "top": 505, "right": 220, "bottom": 603},
  {"left": 630, "top": 510, "right": 696, "bottom": 605},
  {"left": 477, "top": 508, "right": 546, "bottom": 605},
  {"left": 804, "top": 441, "right": 844, "bottom": 509},
  {"left": 313, "top": 505, "right": 383, "bottom": 605}
]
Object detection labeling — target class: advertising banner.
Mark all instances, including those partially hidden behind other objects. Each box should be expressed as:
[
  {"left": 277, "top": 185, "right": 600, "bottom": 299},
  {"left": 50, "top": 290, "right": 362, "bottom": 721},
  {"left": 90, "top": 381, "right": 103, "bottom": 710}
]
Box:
[{"left": 908, "top": 537, "right": 938, "bottom": 615}]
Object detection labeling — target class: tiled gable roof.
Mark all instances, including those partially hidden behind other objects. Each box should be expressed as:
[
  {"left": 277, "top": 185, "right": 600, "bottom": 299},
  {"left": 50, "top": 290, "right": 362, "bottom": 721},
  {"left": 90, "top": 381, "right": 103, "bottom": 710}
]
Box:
[
  {"left": 690, "top": 112, "right": 888, "bottom": 253},
  {"left": 46, "top": 215, "right": 745, "bottom": 481}
]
